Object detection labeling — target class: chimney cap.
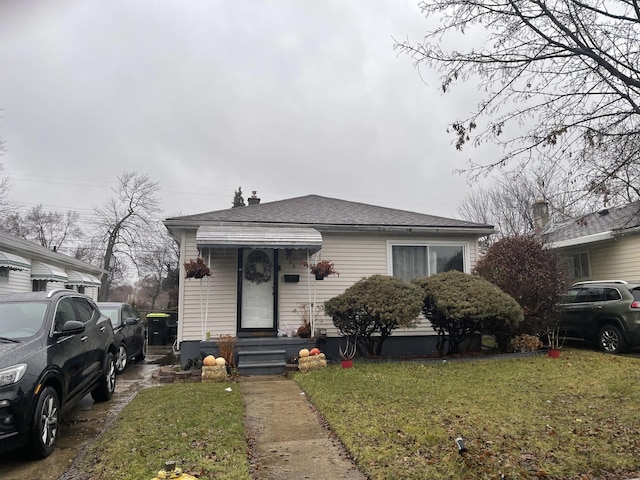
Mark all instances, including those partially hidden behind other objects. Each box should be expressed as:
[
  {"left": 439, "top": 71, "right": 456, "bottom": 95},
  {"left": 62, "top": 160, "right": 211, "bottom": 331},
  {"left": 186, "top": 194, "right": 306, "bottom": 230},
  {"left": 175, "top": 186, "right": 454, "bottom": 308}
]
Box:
[{"left": 248, "top": 191, "right": 261, "bottom": 205}]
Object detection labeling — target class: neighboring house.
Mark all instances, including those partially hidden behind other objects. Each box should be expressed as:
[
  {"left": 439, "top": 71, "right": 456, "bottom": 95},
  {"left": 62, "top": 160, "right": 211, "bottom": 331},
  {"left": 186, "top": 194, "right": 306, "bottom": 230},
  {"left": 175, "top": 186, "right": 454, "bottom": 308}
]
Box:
[
  {"left": 0, "top": 229, "right": 103, "bottom": 299},
  {"left": 540, "top": 200, "right": 640, "bottom": 284},
  {"left": 164, "top": 194, "right": 494, "bottom": 366}
]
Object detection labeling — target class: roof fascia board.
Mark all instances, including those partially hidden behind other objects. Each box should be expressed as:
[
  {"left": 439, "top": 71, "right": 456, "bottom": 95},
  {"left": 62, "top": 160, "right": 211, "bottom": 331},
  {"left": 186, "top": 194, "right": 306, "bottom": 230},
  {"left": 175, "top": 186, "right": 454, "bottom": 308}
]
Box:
[
  {"left": 549, "top": 231, "right": 615, "bottom": 249},
  {"left": 165, "top": 220, "right": 494, "bottom": 236}
]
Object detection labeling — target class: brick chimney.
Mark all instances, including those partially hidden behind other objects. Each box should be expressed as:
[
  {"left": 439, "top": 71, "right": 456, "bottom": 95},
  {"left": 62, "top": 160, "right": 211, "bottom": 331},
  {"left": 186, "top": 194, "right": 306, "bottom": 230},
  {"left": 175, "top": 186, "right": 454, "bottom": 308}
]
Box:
[
  {"left": 248, "top": 191, "right": 261, "bottom": 206},
  {"left": 533, "top": 199, "right": 550, "bottom": 234}
]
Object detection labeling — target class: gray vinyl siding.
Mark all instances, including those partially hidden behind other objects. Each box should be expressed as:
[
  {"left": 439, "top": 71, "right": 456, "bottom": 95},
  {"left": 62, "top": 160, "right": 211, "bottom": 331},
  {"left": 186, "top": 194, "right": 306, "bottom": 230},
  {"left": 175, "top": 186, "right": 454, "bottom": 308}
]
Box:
[
  {"left": 179, "top": 230, "right": 482, "bottom": 341},
  {"left": 0, "top": 268, "right": 31, "bottom": 293},
  {"left": 180, "top": 232, "right": 238, "bottom": 341}
]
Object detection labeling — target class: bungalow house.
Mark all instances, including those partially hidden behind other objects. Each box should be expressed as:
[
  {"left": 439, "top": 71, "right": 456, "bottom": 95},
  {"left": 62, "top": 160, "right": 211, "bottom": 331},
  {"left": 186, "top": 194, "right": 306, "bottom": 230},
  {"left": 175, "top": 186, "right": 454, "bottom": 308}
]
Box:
[
  {"left": 0, "top": 229, "right": 103, "bottom": 299},
  {"left": 540, "top": 200, "right": 640, "bottom": 283},
  {"left": 163, "top": 194, "right": 494, "bottom": 373}
]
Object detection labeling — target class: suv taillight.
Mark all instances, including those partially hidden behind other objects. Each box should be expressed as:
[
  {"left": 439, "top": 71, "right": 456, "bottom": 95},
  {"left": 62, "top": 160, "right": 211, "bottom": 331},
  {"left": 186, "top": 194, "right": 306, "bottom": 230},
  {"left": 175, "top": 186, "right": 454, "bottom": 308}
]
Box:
[{"left": 631, "top": 301, "right": 640, "bottom": 309}]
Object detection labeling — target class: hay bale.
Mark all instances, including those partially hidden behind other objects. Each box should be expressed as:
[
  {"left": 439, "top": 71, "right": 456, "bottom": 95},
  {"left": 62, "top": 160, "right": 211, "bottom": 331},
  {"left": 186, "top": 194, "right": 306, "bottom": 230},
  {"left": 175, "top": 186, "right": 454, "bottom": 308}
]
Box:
[
  {"left": 298, "top": 353, "right": 327, "bottom": 372},
  {"left": 201, "top": 364, "right": 227, "bottom": 382}
]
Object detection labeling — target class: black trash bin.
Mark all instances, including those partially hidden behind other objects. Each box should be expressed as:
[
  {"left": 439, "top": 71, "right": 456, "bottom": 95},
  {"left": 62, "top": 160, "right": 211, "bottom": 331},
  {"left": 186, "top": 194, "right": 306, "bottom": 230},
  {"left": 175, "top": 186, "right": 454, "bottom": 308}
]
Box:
[{"left": 147, "top": 313, "right": 170, "bottom": 345}]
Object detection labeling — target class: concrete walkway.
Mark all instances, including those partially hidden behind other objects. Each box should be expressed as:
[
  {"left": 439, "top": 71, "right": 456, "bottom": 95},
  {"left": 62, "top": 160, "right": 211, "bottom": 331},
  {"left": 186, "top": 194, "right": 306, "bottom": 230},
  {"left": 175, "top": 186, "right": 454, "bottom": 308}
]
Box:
[{"left": 239, "top": 375, "right": 367, "bottom": 480}]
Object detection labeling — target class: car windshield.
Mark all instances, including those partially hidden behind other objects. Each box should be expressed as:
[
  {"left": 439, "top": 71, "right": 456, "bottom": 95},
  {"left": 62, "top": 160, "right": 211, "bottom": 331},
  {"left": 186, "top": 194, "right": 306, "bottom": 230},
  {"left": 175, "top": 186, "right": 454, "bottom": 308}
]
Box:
[
  {"left": 0, "top": 302, "right": 48, "bottom": 339},
  {"left": 100, "top": 307, "right": 120, "bottom": 328}
]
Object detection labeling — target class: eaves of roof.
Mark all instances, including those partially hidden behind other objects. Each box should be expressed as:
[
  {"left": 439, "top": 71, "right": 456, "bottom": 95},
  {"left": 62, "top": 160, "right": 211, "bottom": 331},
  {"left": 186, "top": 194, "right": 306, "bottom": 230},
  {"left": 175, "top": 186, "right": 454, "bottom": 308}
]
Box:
[
  {"left": 543, "top": 200, "right": 640, "bottom": 246},
  {"left": 547, "top": 231, "right": 615, "bottom": 249},
  {"left": 165, "top": 219, "right": 495, "bottom": 236},
  {"left": 0, "top": 229, "right": 106, "bottom": 275}
]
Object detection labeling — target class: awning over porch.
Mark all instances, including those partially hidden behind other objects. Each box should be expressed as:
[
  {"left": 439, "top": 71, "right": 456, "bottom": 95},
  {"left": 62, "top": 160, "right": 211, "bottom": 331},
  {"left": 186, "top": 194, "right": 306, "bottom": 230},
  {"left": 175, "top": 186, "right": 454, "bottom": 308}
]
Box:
[
  {"left": 31, "top": 261, "right": 68, "bottom": 282},
  {"left": 66, "top": 270, "right": 102, "bottom": 286},
  {"left": 0, "top": 251, "right": 31, "bottom": 271},
  {"left": 196, "top": 226, "right": 322, "bottom": 251}
]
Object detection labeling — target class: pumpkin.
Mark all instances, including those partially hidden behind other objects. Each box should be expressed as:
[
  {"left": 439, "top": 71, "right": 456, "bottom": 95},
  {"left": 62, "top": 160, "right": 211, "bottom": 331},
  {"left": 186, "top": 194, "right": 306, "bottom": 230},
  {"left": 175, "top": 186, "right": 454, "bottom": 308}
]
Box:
[
  {"left": 309, "top": 347, "right": 321, "bottom": 356},
  {"left": 299, "top": 348, "right": 310, "bottom": 358},
  {"left": 215, "top": 357, "right": 226, "bottom": 366},
  {"left": 203, "top": 355, "right": 216, "bottom": 366}
]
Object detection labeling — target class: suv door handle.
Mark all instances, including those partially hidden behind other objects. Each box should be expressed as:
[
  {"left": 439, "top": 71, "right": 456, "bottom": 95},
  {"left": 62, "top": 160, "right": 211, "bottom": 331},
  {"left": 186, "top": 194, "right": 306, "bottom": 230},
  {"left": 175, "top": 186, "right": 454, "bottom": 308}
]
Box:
[
  {"left": 80, "top": 336, "right": 88, "bottom": 342},
  {"left": 99, "top": 326, "right": 106, "bottom": 332}
]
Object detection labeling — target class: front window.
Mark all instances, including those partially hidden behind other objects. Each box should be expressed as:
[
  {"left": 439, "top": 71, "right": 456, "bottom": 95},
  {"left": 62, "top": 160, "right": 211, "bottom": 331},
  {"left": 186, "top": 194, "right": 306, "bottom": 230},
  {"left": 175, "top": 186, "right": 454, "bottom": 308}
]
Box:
[{"left": 391, "top": 244, "right": 465, "bottom": 282}]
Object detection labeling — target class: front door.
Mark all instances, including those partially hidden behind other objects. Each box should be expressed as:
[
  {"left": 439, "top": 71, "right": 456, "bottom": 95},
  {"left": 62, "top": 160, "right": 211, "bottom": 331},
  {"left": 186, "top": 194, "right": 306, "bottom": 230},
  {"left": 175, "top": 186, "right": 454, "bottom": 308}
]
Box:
[{"left": 239, "top": 248, "right": 276, "bottom": 332}]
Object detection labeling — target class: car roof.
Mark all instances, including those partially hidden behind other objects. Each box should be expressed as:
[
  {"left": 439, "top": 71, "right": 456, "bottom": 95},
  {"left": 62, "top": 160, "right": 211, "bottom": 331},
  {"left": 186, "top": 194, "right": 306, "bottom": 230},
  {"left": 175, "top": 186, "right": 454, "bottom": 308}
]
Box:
[
  {"left": 572, "top": 280, "right": 640, "bottom": 288},
  {"left": 0, "top": 290, "right": 86, "bottom": 302}
]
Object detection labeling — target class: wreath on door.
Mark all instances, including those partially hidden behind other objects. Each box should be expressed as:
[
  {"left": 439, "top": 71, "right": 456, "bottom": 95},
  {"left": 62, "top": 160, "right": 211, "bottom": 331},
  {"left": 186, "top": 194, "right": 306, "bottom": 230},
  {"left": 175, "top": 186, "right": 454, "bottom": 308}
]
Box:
[{"left": 244, "top": 250, "right": 272, "bottom": 284}]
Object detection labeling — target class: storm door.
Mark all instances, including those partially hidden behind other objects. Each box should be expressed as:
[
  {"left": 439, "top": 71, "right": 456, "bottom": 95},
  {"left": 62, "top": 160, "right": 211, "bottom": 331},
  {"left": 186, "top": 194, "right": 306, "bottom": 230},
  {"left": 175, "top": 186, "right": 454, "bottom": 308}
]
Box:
[{"left": 239, "top": 248, "right": 277, "bottom": 332}]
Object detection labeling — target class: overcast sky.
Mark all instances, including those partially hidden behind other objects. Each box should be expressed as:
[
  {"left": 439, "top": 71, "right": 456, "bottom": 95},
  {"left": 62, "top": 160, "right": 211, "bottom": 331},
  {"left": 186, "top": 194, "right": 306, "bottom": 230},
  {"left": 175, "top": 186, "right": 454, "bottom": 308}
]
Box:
[{"left": 0, "top": 0, "right": 497, "bottom": 224}]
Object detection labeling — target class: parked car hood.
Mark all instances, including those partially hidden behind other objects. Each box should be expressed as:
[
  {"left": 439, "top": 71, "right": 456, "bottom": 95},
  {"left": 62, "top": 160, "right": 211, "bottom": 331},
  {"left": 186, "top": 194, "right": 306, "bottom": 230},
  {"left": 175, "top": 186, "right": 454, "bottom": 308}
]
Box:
[{"left": 0, "top": 337, "right": 44, "bottom": 369}]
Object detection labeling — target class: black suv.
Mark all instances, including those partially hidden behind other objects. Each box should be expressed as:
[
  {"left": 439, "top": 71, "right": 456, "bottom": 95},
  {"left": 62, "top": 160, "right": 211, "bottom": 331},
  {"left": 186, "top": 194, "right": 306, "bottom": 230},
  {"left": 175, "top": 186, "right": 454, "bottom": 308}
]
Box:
[
  {"left": 0, "top": 290, "right": 116, "bottom": 458},
  {"left": 557, "top": 280, "right": 640, "bottom": 353}
]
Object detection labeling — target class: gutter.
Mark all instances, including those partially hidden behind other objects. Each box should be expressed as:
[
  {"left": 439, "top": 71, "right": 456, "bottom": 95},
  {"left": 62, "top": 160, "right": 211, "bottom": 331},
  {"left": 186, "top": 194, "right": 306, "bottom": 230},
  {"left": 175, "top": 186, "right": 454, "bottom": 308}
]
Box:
[
  {"left": 164, "top": 220, "right": 495, "bottom": 236},
  {"left": 548, "top": 231, "right": 615, "bottom": 249}
]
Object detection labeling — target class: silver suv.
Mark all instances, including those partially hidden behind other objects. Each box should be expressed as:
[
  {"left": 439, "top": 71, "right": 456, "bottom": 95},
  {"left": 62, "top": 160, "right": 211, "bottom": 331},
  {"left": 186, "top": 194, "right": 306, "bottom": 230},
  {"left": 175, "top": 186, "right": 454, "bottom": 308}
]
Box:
[{"left": 558, "top": 280, "right": 640, "bottom": 353}]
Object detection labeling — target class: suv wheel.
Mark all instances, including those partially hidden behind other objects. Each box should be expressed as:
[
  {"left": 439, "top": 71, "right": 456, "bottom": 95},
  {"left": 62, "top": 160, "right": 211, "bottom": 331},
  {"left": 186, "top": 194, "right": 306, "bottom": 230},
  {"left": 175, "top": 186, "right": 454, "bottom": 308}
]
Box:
[
  {"left": 598, "top": 324, "right": 628, "bottom": 353},
  {"left": 30, "top": 386, "right": 59, "bottom": 458},
  {"left": 115, "top": 344, "right": 128, "bottom": 373},
  {"left": 91, "top": 352, "right": 116, "bottom": 402}
]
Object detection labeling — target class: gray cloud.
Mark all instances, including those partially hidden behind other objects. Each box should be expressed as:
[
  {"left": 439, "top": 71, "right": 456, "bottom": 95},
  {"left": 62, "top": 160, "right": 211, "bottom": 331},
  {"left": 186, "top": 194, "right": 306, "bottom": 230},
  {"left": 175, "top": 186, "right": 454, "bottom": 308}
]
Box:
[{"left": 0, "top": 0, "right": 496, "bottom": 221}]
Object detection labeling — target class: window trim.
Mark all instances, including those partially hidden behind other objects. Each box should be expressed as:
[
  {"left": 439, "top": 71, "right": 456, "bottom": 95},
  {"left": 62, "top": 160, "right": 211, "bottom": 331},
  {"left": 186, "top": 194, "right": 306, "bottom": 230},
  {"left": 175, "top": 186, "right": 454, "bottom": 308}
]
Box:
[
  {"left": 0, "top": 267, "right": 9, "bottom": 283},
  {"left": 570, "top": 251, "right": 591, "bottom": 279},
  {"left": 386, "top": 240, "right": 471, "bottom": 279}
]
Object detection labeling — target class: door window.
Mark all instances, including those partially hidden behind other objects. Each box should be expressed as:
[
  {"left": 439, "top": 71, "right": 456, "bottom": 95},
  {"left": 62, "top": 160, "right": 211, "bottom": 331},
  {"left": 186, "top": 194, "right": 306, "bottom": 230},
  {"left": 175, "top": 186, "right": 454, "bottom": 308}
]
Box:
[
  {"left": 54, "top": 298, "right": 76, "bottom": 331},
  {"left": 72, "top": 297, "right": 97, "bottom": 324}
]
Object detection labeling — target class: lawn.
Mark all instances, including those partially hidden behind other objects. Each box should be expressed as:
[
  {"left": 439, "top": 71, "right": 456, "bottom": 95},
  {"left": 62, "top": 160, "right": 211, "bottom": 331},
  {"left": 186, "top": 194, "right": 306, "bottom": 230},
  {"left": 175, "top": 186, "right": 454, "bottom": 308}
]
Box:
[
  {"left": 75, "top": 383, "right": 251, "bottom": 480},
  {"left": 294, "top": 350, "right": 640, "bottom": 480},
  {"left": 76, "top": 350, "right": 640, "bottom": 480}
]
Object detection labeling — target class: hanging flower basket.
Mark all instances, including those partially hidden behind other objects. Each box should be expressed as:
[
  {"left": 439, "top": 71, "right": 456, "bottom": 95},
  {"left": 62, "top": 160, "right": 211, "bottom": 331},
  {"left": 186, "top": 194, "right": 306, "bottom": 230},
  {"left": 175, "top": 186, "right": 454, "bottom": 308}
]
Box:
[
  {"left": 184, "top": 257, "right": 211, "bottom": 279},
  {"left": 302, "top": 260, "right": 339, "bottom": 280}
]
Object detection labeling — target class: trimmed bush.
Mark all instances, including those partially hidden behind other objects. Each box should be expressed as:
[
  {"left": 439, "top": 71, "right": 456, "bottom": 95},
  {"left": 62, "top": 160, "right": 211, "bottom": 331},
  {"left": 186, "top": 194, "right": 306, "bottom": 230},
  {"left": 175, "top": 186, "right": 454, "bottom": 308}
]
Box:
[
  {"left": 324, "top": 275, "right": 422, "bottom": 357},
  {"left": 413, "top": 271, "right": 523, "bottom": 354}
]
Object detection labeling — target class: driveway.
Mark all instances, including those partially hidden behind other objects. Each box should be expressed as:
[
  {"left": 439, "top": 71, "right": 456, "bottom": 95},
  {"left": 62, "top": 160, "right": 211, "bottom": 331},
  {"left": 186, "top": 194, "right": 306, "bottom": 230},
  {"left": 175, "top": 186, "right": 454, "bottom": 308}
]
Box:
[{"left": 0, "top": 346, "right": 172, "bottom": 480}]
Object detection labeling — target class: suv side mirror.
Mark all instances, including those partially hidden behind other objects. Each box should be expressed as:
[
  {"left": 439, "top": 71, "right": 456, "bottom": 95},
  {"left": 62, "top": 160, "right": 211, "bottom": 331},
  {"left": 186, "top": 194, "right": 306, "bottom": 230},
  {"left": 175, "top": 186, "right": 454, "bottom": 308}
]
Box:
[
  {"left": 124, "top": 317, "right": 138, "bottom": 326},
  {"left": 58, "top": 320, "right": 85, "bottom": 335}
]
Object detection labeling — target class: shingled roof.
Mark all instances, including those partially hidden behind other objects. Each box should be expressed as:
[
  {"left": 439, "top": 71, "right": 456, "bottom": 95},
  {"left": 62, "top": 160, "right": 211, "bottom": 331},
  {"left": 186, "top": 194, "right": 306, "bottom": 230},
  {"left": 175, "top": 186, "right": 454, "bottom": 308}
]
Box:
[
  {"left": 165, "top": 194, "right": 492, "bottom": 231},
  {"left": 543, "top": 200, "right": 640, "bottom": 244}
]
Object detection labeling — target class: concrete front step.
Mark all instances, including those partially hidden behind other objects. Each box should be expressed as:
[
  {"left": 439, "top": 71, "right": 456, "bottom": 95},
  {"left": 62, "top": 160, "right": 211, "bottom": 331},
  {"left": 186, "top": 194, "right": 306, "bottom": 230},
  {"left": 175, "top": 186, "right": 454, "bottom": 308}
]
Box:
[
  {"left": 238, "top": 360, "right": 286, "bottom": 376},
  {"left": 237, "top": 348, "right": 286, "bottom": 376}
]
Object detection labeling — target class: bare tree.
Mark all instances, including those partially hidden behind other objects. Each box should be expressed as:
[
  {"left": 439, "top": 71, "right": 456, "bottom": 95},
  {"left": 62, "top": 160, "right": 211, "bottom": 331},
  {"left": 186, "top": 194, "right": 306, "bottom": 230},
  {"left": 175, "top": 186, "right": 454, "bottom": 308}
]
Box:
[
  {"left": 3, "top": 205, "right": 82, "bottom": 252},
  {"left": 135, "top": 227, "right": 179, "bottom": 309},
  {"left": 459, "top": 164, "right": 597, "bottom": 240},
  {"left": 397, "top": 0, "right": 640, "bottom": 202},
  {"left": 93, "top": 172, "right": 161, "bottom": 301},
  {"left": 0, "top": 163, "right": 14, "bottom": 220}
]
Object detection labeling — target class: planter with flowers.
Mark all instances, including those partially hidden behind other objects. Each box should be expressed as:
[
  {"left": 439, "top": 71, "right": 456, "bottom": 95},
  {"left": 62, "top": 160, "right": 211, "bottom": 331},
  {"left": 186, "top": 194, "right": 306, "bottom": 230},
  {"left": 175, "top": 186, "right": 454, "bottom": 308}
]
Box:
[
  {"left": 184, "top": 257, "right": 211, "bottom": 340},
  {"left": 303, "top": 259, "right": 339, "bottom": 280}
]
